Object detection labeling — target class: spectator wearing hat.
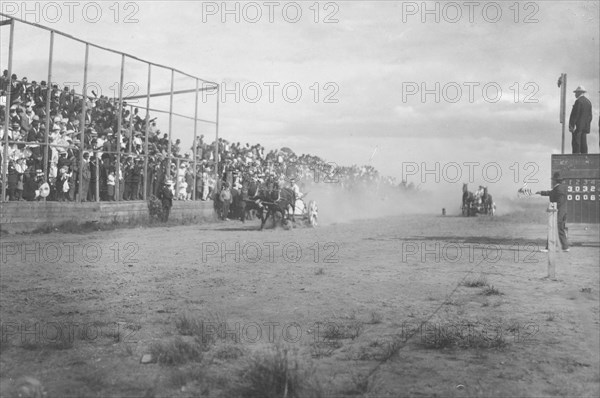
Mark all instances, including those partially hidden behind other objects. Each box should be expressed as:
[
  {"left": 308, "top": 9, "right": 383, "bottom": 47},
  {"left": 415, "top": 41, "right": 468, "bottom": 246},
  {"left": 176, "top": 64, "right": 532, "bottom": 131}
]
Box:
[
  {"left": 536, "top": 172, "right": 569, "bottom": 252},
  {"left": 22, "top": 168, "right": 38, "bottom": 201},
  {"left": 67, "top": 149, "right": 78, "bottom": 201},
  {"left": 107, "top": 168, "right": 116, "bottom": 201},
  {"left": 157, "top": 180, "right": 174, "bottom": 221},
  {"left": 88, "top": 154, "right": 98, "bottom": 201},
  {"left": 219, "top": 182, "right": 232, "bottom": 221},
  {"left": 5, "top": 161, "right": 18, "bottom": 201},
  {"left": 9, "top": 74, "right": 22, "bottom": 105},
  {"left": 569, "top": 85, "right": 593, "bottom": 154},
  {"left": 185, "top": 166, "right": 194, "bottom": 200},
  {"left": 118, "top": 161, "right": 126, "bottom": 201},
  {"left": 35, "top": 81, "right": 47, "bottom": 107},
  {"left": 0, "top": 70, "right": 8, "bottom": 92},
  {"left": 99, "top": 155, "right": 110, "bottom": 201},
  {"left": 56, "top": 165, "right": 71, "bottom": 202},
  {"left": 80, "top": 152, "right": 91, "bottom": 201}
]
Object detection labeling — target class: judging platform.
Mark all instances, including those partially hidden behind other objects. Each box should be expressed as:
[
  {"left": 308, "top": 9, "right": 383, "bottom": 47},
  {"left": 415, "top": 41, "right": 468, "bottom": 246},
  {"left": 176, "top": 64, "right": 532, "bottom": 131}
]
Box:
[{"left": 0, "top": 200, "right": 216, "bottom": 234}]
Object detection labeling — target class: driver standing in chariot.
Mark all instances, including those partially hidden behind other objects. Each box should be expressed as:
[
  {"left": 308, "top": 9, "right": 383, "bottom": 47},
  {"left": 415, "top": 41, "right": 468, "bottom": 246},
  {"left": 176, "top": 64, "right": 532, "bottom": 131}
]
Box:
[
  {"left": 474, "top": 185, "right": 485, "bottom": 203},
  {"left": 288, "top": 178, "right": 304, "bottom": 215},
  {"left": 288, "top": 178, "right": 303, "bottom": 199},
  {"left": 253, "top": 177, "right": 266, "bottom": 208}
]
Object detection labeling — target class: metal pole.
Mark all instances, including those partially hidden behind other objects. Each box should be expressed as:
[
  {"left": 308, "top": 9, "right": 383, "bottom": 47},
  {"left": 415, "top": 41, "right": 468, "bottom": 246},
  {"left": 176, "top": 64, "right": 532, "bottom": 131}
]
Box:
[
  {"left": 115, "top": 54, "right": 125, "bottom": 201},
  {"left": 43, "top": 31, "right": 54, "bottom": 199},
  {"left": 95, "top": 150, "right": 99, "bottom": 202},
  {"left": 128, "top": 105, "right": 134, "bottom": 154},
  {"left": 547, "top": 202, "right": 558, "bottom": 280},
  {"left": 175, "top": 158, "right": 180, "bottom": 199},
  {"left": 192, "top": 78, "right": 199, "bottom": 200},
  {"left": 78, "top": 44, "right": 89, "bottom": 202},
  {"left": 214, "top": 85, "right": 220, "bottom": 182},
  {"left": 167, "top": 69, "right": 174, "bottom": 179},
  {"left": 560, "top": 73, "right": 567, "bottom": 154},
  {"left": 1, "top": 19, "right": 14, "bottom": 202},
  {"left": 143, "top": 65, "right": 151, "bottom": 201}
]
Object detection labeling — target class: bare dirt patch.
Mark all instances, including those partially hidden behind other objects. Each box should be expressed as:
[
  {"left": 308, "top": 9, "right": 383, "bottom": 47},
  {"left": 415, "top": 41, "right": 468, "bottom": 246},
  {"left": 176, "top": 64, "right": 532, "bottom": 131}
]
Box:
[{"left": 1, "top": 213, "right": 598, "bottom": 397}]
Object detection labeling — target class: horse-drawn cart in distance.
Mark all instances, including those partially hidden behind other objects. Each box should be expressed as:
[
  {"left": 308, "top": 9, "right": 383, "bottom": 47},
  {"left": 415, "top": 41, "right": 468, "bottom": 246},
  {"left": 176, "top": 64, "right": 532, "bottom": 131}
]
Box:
[{"left": 461, "top": 184, "right": 496, "bottom": 216}]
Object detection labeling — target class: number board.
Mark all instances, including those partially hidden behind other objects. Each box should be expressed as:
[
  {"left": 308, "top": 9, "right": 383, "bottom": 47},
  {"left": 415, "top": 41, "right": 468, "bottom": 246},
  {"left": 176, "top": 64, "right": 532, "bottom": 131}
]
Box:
[{"left": 551, "top": 154, "right": 600, "bottom": 223}]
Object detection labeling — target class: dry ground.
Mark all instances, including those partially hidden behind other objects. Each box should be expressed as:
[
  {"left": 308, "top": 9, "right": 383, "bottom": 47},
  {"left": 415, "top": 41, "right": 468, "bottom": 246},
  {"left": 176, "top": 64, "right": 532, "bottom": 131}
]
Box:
[{"left": 0, "top": 207, "right": 599, "bottom": 397}]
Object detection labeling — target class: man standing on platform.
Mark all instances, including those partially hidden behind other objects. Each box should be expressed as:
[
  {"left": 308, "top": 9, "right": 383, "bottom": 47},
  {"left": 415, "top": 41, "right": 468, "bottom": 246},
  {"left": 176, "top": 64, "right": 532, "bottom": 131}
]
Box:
[
  {"left": 569, "top": 85, "right": 593, "bottom": 154},
  {"left": 536, "top": 172, "right": 569, "bottom": 252}
]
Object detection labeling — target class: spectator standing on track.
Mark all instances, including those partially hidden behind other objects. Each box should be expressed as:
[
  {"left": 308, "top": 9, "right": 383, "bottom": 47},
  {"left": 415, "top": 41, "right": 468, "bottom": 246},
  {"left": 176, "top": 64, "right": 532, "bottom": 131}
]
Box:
[
  {"left": 80, "top": 152, "right": 91, "bottom": 201},
  {"left": 219, "top": 182, "right": 232, "bottom": 221},
  {"left": 157, "top": 180, "right": 174, "bottom": 222},
  {"left": 569, "top": 85, "right": 593, "bottom": 154},
  {"left": 536, "top": 172, "right": 569, "bottom": 252}
]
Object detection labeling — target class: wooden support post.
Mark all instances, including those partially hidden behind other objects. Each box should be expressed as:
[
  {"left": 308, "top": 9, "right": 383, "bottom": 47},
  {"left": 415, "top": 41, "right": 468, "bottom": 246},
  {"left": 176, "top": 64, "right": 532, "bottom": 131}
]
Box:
[
  {"left": 167, "top": 69, "right": 174, "bottom": 179},
  {"left": 547, "top": 202, "right": 558, "bottom": 280},
  {"left": 143, "top": 64, "right": 151, "bottom": 201},
  {"left": 214, "top": 85, "right": 220, "bottom": 181},
  {"left": 559, "top": 73, "right": 567, "bottom": 154},
  {"left": 78, "top": 44, "right": 89, "bottom": 202},
  {"left": 43, "top": 30, "right": 54, "bottom": 200},
  {"left": 192, "top": 79, "right": 199, "bottom": 201},
  {"left": 1, "top": 19, "right": 14, "bottom": 202},
  {"left": 115, "top": 54, "right": 125, "bottom": 202}
]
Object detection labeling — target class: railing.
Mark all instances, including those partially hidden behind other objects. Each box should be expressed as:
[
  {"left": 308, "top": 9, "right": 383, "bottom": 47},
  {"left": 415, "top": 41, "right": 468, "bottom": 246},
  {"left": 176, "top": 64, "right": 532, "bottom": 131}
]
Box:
[{"left": 0, "top": 13, "right": 220, "bottom": 203}]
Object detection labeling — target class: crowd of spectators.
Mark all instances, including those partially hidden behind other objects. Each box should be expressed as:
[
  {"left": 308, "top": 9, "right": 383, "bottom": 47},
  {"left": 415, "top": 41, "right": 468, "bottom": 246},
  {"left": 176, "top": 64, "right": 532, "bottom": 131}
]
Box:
[{"left": 0, "top": 69, "right": 415, "bottom": 203}]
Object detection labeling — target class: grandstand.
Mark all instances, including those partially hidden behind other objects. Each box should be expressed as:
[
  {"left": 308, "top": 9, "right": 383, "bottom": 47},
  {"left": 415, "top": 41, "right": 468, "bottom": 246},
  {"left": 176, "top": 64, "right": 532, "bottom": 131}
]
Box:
[
  {"left": 0, "top": 14, "right": 414, "bottom": 232},
  {"left": 0, "top": 13, "right": 220, "bottom": 204}
]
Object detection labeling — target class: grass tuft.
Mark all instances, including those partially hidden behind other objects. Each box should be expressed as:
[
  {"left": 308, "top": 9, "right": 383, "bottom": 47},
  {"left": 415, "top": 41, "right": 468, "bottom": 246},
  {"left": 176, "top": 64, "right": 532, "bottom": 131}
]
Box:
[
  {"left": 462, "top": 275, "right": 489, "bottom": 288},
  {"left": 481, "top": 285, "right": 503, "bottom": 296},
  {"left": 230, "top": 344, "right": 323, "bottom": 398},
  {"left": 149, "top": 337, "right": 204, "bottom": 365}
]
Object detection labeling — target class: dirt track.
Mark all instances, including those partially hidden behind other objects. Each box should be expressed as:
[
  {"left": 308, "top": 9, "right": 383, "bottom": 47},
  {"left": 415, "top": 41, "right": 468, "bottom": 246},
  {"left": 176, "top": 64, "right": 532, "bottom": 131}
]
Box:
[{"left": 0, "top": 211, "right": 599, "bottom": 397}]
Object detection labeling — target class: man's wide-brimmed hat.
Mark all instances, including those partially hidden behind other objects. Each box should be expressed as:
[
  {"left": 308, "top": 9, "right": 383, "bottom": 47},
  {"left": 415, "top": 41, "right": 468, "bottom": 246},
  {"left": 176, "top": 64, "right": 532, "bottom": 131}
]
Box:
[
  {"left": 573, "top": 85, "right": 587, "bottom": 93},
  {"left": 552, "top": 172, "right": 562, "bottom": 181}
]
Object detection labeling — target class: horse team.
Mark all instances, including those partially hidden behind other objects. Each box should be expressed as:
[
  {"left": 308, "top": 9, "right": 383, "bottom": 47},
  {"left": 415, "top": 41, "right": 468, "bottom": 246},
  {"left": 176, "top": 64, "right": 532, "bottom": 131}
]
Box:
[
  {"left": 462, "top": 183, "right": 496, "bottom": 216},
  {"left": 213, "top": 179, "right": 297, "bottom": 230}
]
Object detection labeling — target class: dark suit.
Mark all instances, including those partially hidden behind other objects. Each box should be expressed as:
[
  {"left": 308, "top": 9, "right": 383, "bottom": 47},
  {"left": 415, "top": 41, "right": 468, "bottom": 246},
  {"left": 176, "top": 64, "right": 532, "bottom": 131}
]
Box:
[
  {"left": 540, "top": 182, "right": 569, "bottom": 250},
  {"left": 569, "top": 95, "right": 593, "bottom": 154},
  {"left": 157, "top": 185, "right": 173, "bottom": 221}
]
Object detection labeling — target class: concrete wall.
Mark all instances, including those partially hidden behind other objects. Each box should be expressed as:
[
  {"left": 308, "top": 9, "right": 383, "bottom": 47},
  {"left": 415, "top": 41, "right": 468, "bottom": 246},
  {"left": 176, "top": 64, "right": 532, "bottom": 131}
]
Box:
[{"left": 0, "top": 200, "right": 217, "bottom": 234}]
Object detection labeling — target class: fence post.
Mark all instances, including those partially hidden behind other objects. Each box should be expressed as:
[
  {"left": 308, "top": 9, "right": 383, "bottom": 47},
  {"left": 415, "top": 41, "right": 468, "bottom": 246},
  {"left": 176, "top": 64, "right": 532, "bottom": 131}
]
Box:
[
  {"left": 547, "top": 202, "right": 558, "bottom": 280},
  {"left": 78, "top": 43, "right": 89, "bottom": 202},
  {"left": 1, "top": 18, "right": 14, "bottom": 203}
]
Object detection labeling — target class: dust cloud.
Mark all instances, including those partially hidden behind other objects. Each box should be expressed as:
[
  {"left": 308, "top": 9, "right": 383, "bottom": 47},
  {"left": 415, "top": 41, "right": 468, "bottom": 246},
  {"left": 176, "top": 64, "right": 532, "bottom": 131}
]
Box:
[{"left": 303, "top": 183, "right": 549, "bottom": 225}]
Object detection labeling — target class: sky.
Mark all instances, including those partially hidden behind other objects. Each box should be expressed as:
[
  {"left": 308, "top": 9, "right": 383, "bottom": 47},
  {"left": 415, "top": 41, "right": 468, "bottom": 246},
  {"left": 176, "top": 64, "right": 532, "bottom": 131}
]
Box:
[{"left": 1, "top": 0, "right": 599, "bottom": 199}]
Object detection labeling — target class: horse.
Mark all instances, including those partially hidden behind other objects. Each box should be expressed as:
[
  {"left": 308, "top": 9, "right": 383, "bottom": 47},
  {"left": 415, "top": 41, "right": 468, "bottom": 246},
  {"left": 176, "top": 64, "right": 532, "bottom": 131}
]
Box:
[
  {"left": 256, "top": 185, "right": 296, "bottom": 230},
  {"left": 481, "top": 187, "right": 496, "bottom": 216},
  {"left": 461, "top": 183, "right": 475, "bottom": 216}
]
